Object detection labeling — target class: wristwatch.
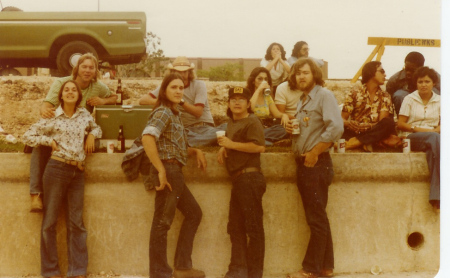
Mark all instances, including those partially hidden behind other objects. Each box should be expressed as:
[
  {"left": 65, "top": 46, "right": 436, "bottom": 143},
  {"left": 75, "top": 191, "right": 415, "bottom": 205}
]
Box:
[{"left": 179, "top": 99, "right": 185, "bottom": 106}]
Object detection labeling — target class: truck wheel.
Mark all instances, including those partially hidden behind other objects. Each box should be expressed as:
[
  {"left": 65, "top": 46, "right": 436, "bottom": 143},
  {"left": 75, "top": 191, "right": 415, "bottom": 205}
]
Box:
[{"left": 56, "top": 41, "right": 97, "bottom": 76}]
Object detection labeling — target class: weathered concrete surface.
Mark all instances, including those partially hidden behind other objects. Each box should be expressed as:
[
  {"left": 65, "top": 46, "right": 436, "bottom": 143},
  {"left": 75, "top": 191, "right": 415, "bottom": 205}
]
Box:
[{"left": 0, "top": 153, "right": 440, "bottom": 276}]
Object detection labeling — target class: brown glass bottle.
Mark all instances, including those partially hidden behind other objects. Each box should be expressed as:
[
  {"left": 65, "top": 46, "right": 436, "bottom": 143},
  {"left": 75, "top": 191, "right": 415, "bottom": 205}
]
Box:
[
  {"left": 116, "top": 78, "right": 123, "bottom": 105},
  {"left": 117, "top": 125, "right": 125, "bottom": 153}
]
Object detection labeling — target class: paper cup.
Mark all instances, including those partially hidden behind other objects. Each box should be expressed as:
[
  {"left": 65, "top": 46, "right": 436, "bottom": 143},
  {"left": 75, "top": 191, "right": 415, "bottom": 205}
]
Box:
[
  {"left": 5, "top": 134, "right": 17, "bottom": 144},
  {"left": 402, "top": 138, "right": 411, "bottom": 154},
  {"left": 337, "top": 139, "right": 345, "bottom": 153},
  {"left": 216, "top": 131, "right": 226, "bottom": 138},
  {"left": 107, "top": 141, "right": 115, "bottom": 154}
]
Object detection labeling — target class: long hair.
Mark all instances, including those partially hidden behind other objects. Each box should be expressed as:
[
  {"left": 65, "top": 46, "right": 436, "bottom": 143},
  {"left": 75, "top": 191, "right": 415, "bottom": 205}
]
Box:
[
  {"left": 155, "top": 73, "right": 184, "bottom": 115},
  {"left": 361, "top": 61, "right": 382, "bottom": 84},
  {"left": 170, "top": 69, "right": 196, "bottom": 82},
  {"left": 72, "top": 53, "right": 100, "bottom": 81},
  {"left": 288, "top": 58, "right": 324, "bottom": 90},
  {"left": 264, "top": 42, "right": 287, "bottom": 61},
  {"left": 246, "top": 67, "right": 273, "bottom": 94},
  {"left": 291, "top": 41, "right": 308, "bottom": 58},
  {"left": 57, "top": 80, "right": 83, "bottom": 111}
]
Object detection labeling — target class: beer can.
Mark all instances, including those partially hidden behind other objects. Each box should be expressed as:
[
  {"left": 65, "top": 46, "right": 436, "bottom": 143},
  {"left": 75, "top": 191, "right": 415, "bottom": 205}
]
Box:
[
  {"left": 402, "top": 138, "right": 411, "bottom": 154},
  {"left": 107, "top": 140, "right": 115, "bottom": 154},
  {"left": 291, "top": 119, "right": 300, "bottom": 134},
  {"left": 337, "top": 139, "right": 345, "bottom": 153}
]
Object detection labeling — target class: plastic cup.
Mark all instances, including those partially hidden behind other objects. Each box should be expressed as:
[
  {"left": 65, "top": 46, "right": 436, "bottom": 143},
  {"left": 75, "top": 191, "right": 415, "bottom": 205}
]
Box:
[
  {"left": 216, "top": 131, "right": 226, "bottom": 138},
  {"left": 107, "top": 141, "right": 115, "bottom": 154},
  {"left": 5, "top": 134, "right": 17, "bottom": 144}
]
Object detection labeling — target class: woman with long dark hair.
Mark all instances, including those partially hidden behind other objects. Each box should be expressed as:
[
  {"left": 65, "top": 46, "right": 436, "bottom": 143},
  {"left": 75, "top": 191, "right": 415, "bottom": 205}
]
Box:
[
  {"left": 260, "top": 42, "right": 291, "bottom": 93},
  {"left": 142, "top": 73, "right": 207, "bottom": 278}
]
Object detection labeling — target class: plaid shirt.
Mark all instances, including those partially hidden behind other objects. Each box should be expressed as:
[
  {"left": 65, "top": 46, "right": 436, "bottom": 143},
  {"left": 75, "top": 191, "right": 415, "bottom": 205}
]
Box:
[{"left": 142, "top": 106, "right": 188, "bottom": 165}]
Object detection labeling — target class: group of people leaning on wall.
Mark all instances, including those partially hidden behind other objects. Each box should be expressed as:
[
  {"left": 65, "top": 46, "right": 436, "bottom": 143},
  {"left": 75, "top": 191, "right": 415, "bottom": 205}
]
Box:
[{"left": 22, "top": 46, "right": 440, "bottom": 278}]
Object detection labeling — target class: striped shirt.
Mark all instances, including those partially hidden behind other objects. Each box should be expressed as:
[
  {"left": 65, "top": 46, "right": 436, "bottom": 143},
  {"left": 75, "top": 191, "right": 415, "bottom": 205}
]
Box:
[
  {"left": 142, "top": 106, "right": 188, "bottom": 165},
  {"left": 22, "top": 106, "right": 102, "bottom": 161},
  {"left": 399, "top": 90, "right": 440, "bottom": 137},
  {"left": 44, "top": 76, "right": 111, "bottom": 112}
]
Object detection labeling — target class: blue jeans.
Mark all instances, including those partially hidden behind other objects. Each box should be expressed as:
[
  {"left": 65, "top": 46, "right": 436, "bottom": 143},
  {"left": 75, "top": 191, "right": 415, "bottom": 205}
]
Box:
[
  {"left": 186, "top": 123, "right": 227, "bottom": 147},
  {"left": 407, "top": 132, "right": 440, "bottom": 202},
  {"left": 30, "top": 145, "right": 52, "bottom": 194},
  {"left": 342, "top": 117, "right": 396, "bottom": 144},
  {"left": 392, "top": 89, "right": 410, "bottom": 116},
  {"left": 226, "top": 172, "right": 266, "bottom": 278},
  {"left": 264, "top": 124, "right": 288, "bottom": 146},
  {"left": 41, "top": 159, "right": 88, "bottom": 277},
  {"left": 149, "top": 163, "right": 203, "bottom": 278},
  {"left": 295, "top": 153, "right": 334, "bottom": 274}
]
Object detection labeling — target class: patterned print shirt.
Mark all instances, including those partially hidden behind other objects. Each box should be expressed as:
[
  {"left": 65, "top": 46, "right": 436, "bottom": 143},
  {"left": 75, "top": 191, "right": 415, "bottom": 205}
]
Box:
[
  {"left": 142, "top": 106, "right": 188, "bottom": 165},
  {"left": 342, "top": 84, "right": 393, "bottom": 124},
  {"left": 22, "top": 106, "right": 102, "bottom": 161}
]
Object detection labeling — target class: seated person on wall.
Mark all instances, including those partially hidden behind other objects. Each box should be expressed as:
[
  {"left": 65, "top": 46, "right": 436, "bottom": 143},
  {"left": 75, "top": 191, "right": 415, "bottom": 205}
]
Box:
[
  {"left": 287, "top": 41, "right": 324, "bottom": 68},
  {"left": 29, "top": 53, "right": 116, "bottom": 213},
  {"left": 341, "top": 61, "right": 401, "bottom": 151},
  {"left": 386, "top": 51, "right": 440, "bottom": 116},
  {"left": 397, "top": 67, "right": 440, "bottom": 211},
  {"left": 247, "top": 67, "right": 289, "bottom": 146},
  {"left": 260, "top": 42, "right": 291, "bottom": 94},
  {"left": 273, "top": 61, "right": 305, "bottom": 120},
  {"left": 139, "top": 56, "right": 225, "bottom": 147}
]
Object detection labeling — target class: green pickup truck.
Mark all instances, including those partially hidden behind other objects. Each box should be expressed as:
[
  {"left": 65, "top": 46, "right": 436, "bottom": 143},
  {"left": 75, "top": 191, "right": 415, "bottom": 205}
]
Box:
[{"left": 0, "top": 11, "right": 147, "bottom": 76}]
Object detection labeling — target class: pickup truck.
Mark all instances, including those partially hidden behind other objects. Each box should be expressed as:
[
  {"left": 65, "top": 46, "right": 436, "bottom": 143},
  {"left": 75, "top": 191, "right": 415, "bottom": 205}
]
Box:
[{"left": 0, "top": 11, "right": 147, "bottom": 76}]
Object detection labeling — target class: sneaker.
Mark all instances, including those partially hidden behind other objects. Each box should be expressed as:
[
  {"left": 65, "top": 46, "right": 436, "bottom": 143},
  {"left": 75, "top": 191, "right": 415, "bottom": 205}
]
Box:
[
  {"left": 173, "top": 268, "right": 205, "bottom": 278},
  {"left": 30, "top": 194, "right": 43, "bottom": 212}
]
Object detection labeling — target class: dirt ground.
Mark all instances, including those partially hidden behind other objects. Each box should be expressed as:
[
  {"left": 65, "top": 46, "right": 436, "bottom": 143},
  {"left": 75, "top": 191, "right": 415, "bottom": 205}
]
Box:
[{"left": 0, "top": 76, "right": 353, "bottom": 141}]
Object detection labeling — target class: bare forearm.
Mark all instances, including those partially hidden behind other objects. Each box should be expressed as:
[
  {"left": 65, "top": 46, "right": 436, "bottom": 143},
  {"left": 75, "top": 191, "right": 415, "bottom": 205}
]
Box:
[
  {"left": 103, "top": 95, "right": 118, "bottom": 105},
  {"left": 228, "top": 142, "right": 265, "bottom": 153},
  {"left": 139, "top": 94, "right": 157, "bottom": 105}
]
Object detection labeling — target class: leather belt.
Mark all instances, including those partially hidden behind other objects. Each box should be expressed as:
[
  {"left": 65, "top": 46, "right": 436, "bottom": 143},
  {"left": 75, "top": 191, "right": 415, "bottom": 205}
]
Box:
[
  {"left": 186, "top": 122, "right": 214, "bottom": 128},
  {"left": 231, "top": 167, "right": 261, "bottom": 181},
  {"left": 162, "top": 159, "right": 183, "bottom": 167},
  {"left": 51, "top": 155, "right": 85, "bottom": 171}
]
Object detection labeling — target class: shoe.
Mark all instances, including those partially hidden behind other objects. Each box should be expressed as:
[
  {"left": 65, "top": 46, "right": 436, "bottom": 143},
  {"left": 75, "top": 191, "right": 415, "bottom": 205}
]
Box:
[
  {"left": 381, "top": 135, "right": 402, "bottom": 148},
  {"left": 287, "top": 269, "right": 318, "bottom": 278},
  {"left": 345, "top": 137, "right": 362, "bottom": 150},
  {"left": 30, "top": 194, "right": 43, "bottom": 212},
  {"left": 173, "top": 268, "right": 205, "bottom": 278},
  {"left": 273, "top": 138, "right": 292, "bottom": 147},
  {"left": 362, "top": 144, "right": 373, "bottom": 152},
  {"left": 319, "top": 269, "right": 334, "bottom": 277}
]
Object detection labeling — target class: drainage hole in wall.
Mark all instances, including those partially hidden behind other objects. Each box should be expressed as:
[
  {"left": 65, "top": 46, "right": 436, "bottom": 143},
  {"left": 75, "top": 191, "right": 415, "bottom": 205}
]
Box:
[{"left": 407, "top": 232, "right": 424, "bottom": 250}]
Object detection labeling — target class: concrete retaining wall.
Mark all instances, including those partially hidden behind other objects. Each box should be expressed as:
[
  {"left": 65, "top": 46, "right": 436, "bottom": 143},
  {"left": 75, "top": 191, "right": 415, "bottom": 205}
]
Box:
[{"left": 0, "top": 153, "right": 439, "bottom": 276}]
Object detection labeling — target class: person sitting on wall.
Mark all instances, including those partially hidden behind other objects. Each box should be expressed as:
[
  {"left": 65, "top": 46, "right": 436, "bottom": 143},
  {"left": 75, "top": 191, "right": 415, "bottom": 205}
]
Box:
[
  {"left": 247, "top": 67, "right": 289, "bottom": 145},
  {"left": 341, "top": 61, "right": 401, "bottom": 151},
  {"left": 287, "top": 41, "right": 324, "bottom": 68},
  {"left": 139, "top": 56, "right": 226, "bottom": 147},
  {"left": 386, "top": 51, "right": 440, "bottom": 116},
  {"left": 260, "top": 42, "right": 291, "bottom": 94},
  {"left": 397, "top": 67, "right": 440, "bottom": 211},
  {"left": 29, "top": 53, "right": 116, "bottom": 213}
]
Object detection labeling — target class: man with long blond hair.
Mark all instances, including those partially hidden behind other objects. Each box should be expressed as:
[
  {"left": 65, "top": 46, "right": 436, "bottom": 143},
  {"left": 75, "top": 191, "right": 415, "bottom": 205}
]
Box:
[{"left": 29, "top": 53, "right": 116, "bottom": 212}]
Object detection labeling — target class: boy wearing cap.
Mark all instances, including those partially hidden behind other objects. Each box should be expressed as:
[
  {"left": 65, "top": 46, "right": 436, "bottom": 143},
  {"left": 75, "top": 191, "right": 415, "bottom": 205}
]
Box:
[
  {"left": 139, "top": 56, "right": 225, "bottom": 147},
  {"left": 217, "top": 87, "right": 266, "bottom": 278}
]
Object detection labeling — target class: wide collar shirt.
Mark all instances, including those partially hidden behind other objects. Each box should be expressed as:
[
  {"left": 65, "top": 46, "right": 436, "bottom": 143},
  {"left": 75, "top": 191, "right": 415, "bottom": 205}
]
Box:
[
  {"left": 292, "top": 85, "right": 344, "bottom": 155},
  {"left": 142, "top": 106, "right": 188, "bottom": 165},
  {"left": 22, "top": 106, "right": 102, "bottom": 161}
]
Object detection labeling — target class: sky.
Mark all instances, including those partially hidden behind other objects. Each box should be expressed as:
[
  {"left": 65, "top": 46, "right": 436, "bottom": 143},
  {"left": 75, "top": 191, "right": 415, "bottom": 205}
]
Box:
[
  {"left": 0, "top": 0, "right": 442, "bottom": 79},
  {"left": 2, "top": 0, "right": 450, "bottom": 275}
]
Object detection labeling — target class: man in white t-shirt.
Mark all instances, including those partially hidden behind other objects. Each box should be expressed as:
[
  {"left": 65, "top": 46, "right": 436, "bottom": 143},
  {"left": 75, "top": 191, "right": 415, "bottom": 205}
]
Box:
[
  {"left": 274, "top": 64, "right": 304, "bottom": 119},
  {"left": 139, "top": 56, "right": 225, "bottom": 147}
]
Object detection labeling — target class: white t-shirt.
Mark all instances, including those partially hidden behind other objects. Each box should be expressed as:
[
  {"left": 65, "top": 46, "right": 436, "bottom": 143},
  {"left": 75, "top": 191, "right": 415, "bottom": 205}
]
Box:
[{"left": 274, "top": 81, "right": 302, "bottom": 116}]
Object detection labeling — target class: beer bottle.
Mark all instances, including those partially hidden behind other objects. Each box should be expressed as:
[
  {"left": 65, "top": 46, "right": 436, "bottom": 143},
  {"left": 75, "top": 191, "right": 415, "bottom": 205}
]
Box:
[
  {"left": 116, "top": 78, "right": 123, "bottom": 105},
  {"left": 117, "top": 125, "right": 125, "bottom": 153}
]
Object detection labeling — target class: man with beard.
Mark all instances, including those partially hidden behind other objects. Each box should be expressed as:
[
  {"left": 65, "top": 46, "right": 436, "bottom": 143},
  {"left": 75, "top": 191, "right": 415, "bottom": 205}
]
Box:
[
  {"left": 386, "top": 51, "right": 440, "bottom": 115},
  {"left": 30, "top": 53, "right": 116, "bottom": 212},
  {"left": 287, "top": 41, "right": 324, "bottom": 68},
  {"left": 285, "top": 58, "right": 343, "bottom": 278}
]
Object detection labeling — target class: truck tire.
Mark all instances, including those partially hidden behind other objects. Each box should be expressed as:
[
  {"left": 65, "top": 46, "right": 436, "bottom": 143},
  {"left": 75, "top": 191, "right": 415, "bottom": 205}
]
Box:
[{"left": 56, "top": 41, "right": 98, "bottom": 76}]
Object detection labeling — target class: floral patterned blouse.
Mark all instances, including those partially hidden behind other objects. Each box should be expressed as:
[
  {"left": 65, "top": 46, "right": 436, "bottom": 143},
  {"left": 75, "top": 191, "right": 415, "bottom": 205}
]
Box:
[
  {"left": 342, "top": 84, "right": 393, "bottom": 124},
  {"left": 22, "top": 106, "right": 102, "bottom": 161}
]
